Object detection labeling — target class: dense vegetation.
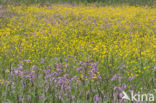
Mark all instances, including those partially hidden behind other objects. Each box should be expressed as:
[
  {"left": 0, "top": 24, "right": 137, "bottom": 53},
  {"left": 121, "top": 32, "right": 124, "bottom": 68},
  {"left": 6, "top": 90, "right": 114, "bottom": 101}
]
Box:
[
  {"left": 0, "top": 0, "right": 156, "bottom": 103},
  {"left": 0, "top": 0, "right": 155, "bottom": 6}
]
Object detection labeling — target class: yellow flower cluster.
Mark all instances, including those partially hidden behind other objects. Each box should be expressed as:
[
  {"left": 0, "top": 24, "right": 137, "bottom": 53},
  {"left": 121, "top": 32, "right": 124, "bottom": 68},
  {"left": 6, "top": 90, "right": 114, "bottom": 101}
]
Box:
[
  {"left": 0, "top": 79, "right": 4, "bottom": 85},
  {"left": 0, "top": 5, "right": 156, "bottom": 77}
]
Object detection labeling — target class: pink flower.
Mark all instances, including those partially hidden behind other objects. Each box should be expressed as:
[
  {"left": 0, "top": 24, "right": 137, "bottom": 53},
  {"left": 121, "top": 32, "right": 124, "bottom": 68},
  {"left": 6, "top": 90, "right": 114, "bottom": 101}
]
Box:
[{"left": 93, "top": 95, "right": 101, "bottom": 103}]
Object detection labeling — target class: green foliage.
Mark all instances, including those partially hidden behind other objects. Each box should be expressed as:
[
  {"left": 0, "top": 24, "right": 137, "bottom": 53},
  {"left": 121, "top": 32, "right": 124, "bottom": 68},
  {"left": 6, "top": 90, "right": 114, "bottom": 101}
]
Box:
[{"left": 0, "top": 0, "right": 155, "bottom": 6}]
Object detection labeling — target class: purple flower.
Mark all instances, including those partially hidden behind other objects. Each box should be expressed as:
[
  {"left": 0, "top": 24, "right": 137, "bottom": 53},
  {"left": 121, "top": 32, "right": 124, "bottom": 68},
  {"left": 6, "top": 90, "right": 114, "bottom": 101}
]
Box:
[
  {"left": 63, "top": 74, "right": 69, "bottom": 78},
  {"left": 93, "top": 89, "right": 97, "bottom": 93},
  {"left": 149, "top": 77, "right": 153, "bottom": 82},
  {"left": 118, "top": 76, "right": 122, "bottom": 83},
  {"left": 14, "top": 70, "right": 23, "bottom": 75},
  {"left": 58, "top": 92, "right": 63, "bottom": 100},
  {"left": 56, "top": 63, "right": 62, "bottom": 69},
  {"left": 17, "top": 66, "right": 23, "bottom": 70},
  {"left": 58, "top": 78, "right": 65, "bottom": 84},
  {"left": 111, "top": 74, "right": 117, "bottom": 81},
  {"left": 39, "top": 93, "right": 45, "bottom": 100},
  {"left": 2, "top": 102, "right": 10, "bottom": 103},
  {"left": 64, "top": 63, "right": 68, "bottom": 68},
  {"left": 120, "top": 99, "right": 127, "bottom": 103},
  {"left": 119, "top": 92, "right": 123, "bottom": 99},
  {"left": 24, "top": 60, "right": 30, "bottom": 63},
  {"left": 114, "top": 86, "right": 122, "bottom": 91},
  {"left": 71, "top": 95, "right": 75, "bottom": 100},
  {"left": 92, "top": 67, "right": 98, "bottom": 72},
  {"left": 90, "top": 41, "right": 94, "bottom": 43},
  {"left": 32, "top": 65, "right": 37, "bottom": 70},
  {"left": 98, "top": 75, "right": 101, "bottom": 79},
  {"left": 66, "top": 86, "right": 71, "bottom": 92},
  {"left": 153, "top": 66, "right": 156, "bottom": 72},
  {"left": 88, "top": 71, "right": 95, "bottom": 77},
  {"left": 101, "top": 91, "right": 104, "bottom": 95},
  {"left": 76, "top": 67, "right": 82, "bottom": 71},
  {"left": 71, "top": 76, "right": 77, "bottom": 81},
  {"left": 18, "top": 62, "right": 24, "bottom": 66},
  {"left": 40, "top": 58, "right": 45, "bottom": 64},
  {"left": 121, "top": 63, "right": 126, "bottom": 68},
  {"left": 18, "top": 96, "right": 24, "bottom": 102},
  {"left": 92, "top": 18, "right": 96, "bottom": 22},
  {"left": 30, "top": 75, "right": 35, "bottom": 81},
  {"left": 122, "top": 83, "right": 127, "bottom": 89},
  {"left": 128, "top": 76, "right": 135, "bottom": 81},
  {"left": 79, "top": 91, "right": 82, "bottom": 95},
  {"left": 129, "top": 90, "right": 134, "bottom": 94},
  {"left": 113, "top": 93, "right": 118, "bottom": 101},
  {"left": 93, "top": 95, "right": 101, "bottom": 103}
]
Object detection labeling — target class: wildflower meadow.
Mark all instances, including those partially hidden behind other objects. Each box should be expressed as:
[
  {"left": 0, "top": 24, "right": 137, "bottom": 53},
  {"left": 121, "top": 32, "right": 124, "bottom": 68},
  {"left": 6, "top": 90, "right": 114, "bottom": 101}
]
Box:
[{"left": 0, "top": 0, "right": 156, "bottom": 103}]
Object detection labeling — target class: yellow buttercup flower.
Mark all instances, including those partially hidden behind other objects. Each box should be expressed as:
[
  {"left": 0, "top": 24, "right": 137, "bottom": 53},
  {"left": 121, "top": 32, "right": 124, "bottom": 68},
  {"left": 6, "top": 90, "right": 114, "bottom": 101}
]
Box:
[{"left": 92, "top": 76, "right": 97, "bottom": 79}]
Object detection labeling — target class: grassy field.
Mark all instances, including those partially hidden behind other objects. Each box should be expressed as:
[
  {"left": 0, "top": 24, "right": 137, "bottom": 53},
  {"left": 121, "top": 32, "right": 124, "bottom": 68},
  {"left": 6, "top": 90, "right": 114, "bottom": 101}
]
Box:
[{"left": 0, "top": 3, "right": 156, "bottom": 103}]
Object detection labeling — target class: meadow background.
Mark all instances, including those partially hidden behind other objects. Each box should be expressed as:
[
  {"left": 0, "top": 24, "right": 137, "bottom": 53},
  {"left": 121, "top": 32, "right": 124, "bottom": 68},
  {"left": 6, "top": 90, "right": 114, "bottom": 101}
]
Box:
[
  {"left": 0, "top": 0, "right": 156, "bottom": 103},
  {"left": 0, "top": 0, "right": 156, "bottom": 6}
]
